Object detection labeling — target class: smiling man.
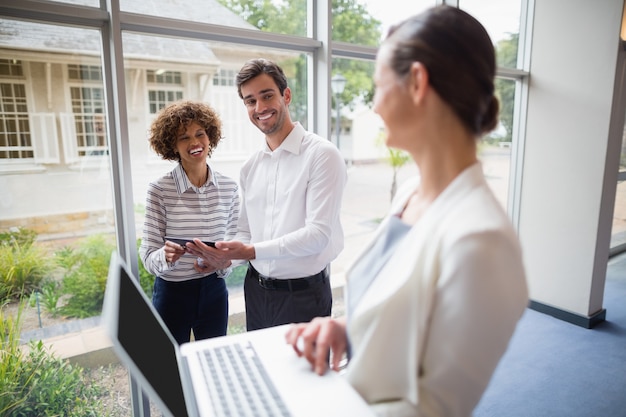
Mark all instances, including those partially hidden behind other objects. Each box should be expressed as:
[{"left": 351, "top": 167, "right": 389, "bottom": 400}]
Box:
[{"left": 190, "top": 58, "right": 346, "bottom": 331}]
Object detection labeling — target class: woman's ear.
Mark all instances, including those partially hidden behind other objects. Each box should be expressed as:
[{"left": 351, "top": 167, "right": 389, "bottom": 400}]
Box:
[{"left": 410, "top": 62, "right": 429, "bottom": 104}]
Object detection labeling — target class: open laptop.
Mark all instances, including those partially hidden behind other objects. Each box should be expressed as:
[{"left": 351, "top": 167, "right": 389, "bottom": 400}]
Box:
[{"left": 101, "top": 252, "right": 375, "bottom": 417}]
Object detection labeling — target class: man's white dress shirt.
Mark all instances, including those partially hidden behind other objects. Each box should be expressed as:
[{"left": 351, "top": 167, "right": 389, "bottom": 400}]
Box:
[{"left": 236, "top": 122, "right": 346, "bottom": 279}]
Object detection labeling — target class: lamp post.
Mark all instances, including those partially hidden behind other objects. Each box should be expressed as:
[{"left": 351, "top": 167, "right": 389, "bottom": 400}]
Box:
[{"left": 331, "top": 73, "right": 347, "bottom": 150}]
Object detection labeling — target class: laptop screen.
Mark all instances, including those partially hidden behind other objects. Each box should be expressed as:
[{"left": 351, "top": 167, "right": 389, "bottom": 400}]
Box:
[{"left": 113, "top": 258, "right": 189, "bottom": 417}]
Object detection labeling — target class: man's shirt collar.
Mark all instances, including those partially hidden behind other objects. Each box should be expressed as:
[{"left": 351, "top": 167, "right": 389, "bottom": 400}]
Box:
[{"left": 264, "top": 122, "right": 305, "bottom": 155}]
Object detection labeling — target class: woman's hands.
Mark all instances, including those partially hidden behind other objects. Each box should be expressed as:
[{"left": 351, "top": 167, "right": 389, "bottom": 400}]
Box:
[
  {"left": 163, "top": 240, "right": 186, "bottom": 264},
  {"left": 185, "top": 239, "right": 256, "bottom": 263},
  {"left": 285, "top": 316, "right": 348, "bottom": 375},
  {"left": 192, "top": 256, "right": 231, "bottom": 274},
  {"left": 164, "top": 239, "right": 231, "bottom": 272}
]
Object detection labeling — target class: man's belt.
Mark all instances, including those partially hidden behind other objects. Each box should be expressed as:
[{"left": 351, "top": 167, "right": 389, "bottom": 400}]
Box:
[{"left": 248, "top": 264, "right": 328, "bottom": 291}]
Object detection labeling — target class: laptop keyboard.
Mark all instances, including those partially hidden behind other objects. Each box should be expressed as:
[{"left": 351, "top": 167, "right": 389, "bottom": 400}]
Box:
[{"left": 200, "top": 341, "right": 292, "bottom": 417}]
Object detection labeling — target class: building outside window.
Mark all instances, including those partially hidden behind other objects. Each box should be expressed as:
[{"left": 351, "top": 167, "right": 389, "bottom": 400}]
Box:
[
  {"left": 147, "top": 70, "right": 184, "bottom": 114},
  {"left": 0, "top": 75, "right": 32, "bottom": 160}
]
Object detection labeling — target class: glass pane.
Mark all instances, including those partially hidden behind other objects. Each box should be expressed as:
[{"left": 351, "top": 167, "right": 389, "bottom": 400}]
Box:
[
  {"left": 612, "top": 133, "right": 626, "bottom": 251},
  {"left": 478, "top": 77, "right": 517, "bottom": 209},
  {"left": 0, "top": 18, "right": 124, "bottom": 414},
  {"left": 335, "top": 0, "right": 434, "bottom": 44},
  {"left": 41, "top": 0, "right": 99, "bottom": 6},
  {"left": 460, "top": 0, "right": 522, "bottom": 68},
  {"left": 479, "top": 145, "right": 511, "bottom": 210},
  {"left": 331, "top": 56, "right": 416, "bottom": 280},
  {"left": 121, "top": 0, "right": 308, "bottom": 36},
  {"left": 330, "top": 57, "right": 377, "bottom": 158},
  {"left": 0, "top": 19, "right": 117, "bottom": 339},
  {"left": 123, "top": 31, "right": 308, "bottom": 328},
  {"left": 330, "top": 56, "right": 515, "bottom": 283}
]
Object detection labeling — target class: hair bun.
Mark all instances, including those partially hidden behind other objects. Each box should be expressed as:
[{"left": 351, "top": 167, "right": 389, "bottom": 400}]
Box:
[{"left": 480, "top": 95, "right": 500, "bottom": 135}]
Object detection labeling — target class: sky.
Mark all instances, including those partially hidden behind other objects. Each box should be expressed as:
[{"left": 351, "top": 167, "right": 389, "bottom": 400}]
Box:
[{"left": 361, "top": 0, "right": 522, "bottom": 43}]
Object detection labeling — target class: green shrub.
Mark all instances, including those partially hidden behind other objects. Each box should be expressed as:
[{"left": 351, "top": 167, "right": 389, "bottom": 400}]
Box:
[
  {"left": 0, "top": 228, "right": 37, "bottom": 249},
  {"left": 225, "top": 264, "right": 247, "bottom": 288},
  {"left": 0, "top": 303, "right": 108, "bottom": 416},
  {"left": 28, "top": 279, "right": 61, "bottom": 318},
  {"left": 227, "top": 323, "right": 246, "bottom": 335},
  {"left": 0, "top": 241, "right": 52, "bottom": 301},
  {"left": 53, "top": 245, "right": 82, "bottom": 270},
  {"left": 137, "top": 238, "right": 155, "bottom": 298},
  {"left": 58, "top": 235, "right": 115, "bottom": 318}
]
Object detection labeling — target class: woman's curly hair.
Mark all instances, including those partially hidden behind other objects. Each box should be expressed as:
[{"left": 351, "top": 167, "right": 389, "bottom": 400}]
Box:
[{"left": 148, "top": 100, "right": 222, "bottom": 161}]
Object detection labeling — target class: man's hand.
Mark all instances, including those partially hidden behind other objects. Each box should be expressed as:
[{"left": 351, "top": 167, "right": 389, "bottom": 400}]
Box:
[{"left": 214, "top": 240, "right": 256, "bottom": 260}]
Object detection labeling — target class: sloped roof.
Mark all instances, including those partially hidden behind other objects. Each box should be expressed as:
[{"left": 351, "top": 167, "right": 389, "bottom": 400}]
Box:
[
  {"left": 122, "top": 0, "right": 258, "bottom": 28},
  {"left": 0, "top": 0, "right": 257, "bottom": 65}
]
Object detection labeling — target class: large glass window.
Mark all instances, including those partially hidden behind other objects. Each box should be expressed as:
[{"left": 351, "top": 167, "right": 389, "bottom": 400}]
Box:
[
  {"left": 611, "top": 129, "right": 626, "bottom": 253},
  {"left": 349, "top": 0, "right": 434, "bottom": 43},
  {"left": 0, "top": 18, "right": 116, "bottom": 332},
  {"left": 124, "top": 32, "right": 309, "bottom": 309},
  {"left": 43, "top": 0, "right": 99, "bottom": 5},
  {"left": 121, "top": 0, "right": 305, "bottom": 35},
  {"left": 0, "top": 15, "right": 129, "bottom": 416},
  {"left": 330, "top": 57, "right": 377, "bottom": 158},
  {"left": 331, "top": 56, "right": 402, "bottom": 279},
  {"left": 0, "top": 1, "right": 534, "bottom": 416},
  {"left": 460, "top": 0, "right": 523, "bottom": 210},
  {"left": 460, "top": 0, "right": 523, "bottom": 68},
  {"left": 479, "top": 77, "right": 518, "bottom": 209}
]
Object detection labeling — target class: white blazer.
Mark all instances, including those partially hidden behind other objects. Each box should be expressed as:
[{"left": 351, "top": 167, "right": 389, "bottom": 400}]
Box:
[{"left": 344, "top": 163, "right": 528, "bottom": 417}]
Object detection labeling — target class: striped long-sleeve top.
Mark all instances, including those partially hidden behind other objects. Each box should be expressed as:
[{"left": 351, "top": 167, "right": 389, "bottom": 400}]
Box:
[{"left": 139, "top": 163, "right": 240, "bottom": 281}]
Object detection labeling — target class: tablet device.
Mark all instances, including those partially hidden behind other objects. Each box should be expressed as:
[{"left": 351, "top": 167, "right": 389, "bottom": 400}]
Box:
[{"left": 164, "top": 237, "right": 216, "bottom": 248}]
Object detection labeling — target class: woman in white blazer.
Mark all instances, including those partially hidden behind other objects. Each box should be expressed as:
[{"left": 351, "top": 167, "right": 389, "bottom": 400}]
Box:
[{"left": 286, "top": 5, "right": 529, "bottom": 417}]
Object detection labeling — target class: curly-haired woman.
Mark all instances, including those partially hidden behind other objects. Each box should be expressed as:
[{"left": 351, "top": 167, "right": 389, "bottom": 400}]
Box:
[{"left": 139, "top": 100, "right": 239, "bottom": 344}]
